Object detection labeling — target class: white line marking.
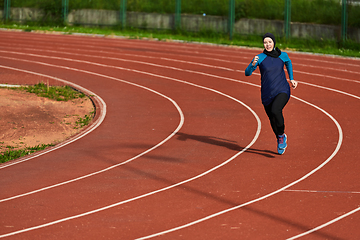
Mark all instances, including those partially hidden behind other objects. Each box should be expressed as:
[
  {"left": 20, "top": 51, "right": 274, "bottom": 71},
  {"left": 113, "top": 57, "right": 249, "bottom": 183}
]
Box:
[
  {"left": 235, "top": 66, "right": 360, "bottom": 84},
  {"left": 0, "top": 64, "right": 185, "bottom": 202},
  {"left": 1, "top": 49, "right": 356, "bottom": 238},
  {"left": 0, "top": 59, "right": 262, "bottom": 238},
  {"left": 2, "top": 48, "right": 360, "bottom": 85},
  {"left": 2, "top": 50, "right": 356, "bottom": 200},
  {"left": 295, "top": 62, "right": 360, "bottom": 76},
  {"left": 38, "top": 45, "right": 360, "bottom": 76},
  {"left": 7, "top": 31, "right": 360, "bottom": 66},
  {"left": 0, "top": 50, "right": 260, "bottom": 89},
  {"left": 1, "top": 33, "right": 358, "bottom": 239},
  {"left": 0, "top": 84, "right": 21, "bottom": 87},
  {"left": 0, "top": 65, "right": 107, "bottom": 169},
  {"left": 2, "top": 49, "right": 360, "bottom": 92},
  {"left": 135, "top": 96, "right": 343, "bottom": 239},
  {"left": 2, "top": 30, "right": 360, "bottom": 69},
  {"left": 284, "top": 189, "right": 360, "bottom": 194},
  {"left": 297, "top": 81, "right": 360, "bottom": 99},
  {"left": 1, "top": 46, "right": 237, "bottom": 72},
  {"left": 287, "top": 207, "right": 360, "bottom": 240}
]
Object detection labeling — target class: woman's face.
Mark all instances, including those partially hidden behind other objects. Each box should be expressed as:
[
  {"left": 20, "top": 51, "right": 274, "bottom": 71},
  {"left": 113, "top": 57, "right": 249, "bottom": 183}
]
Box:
[{"left": 263, "top": 37, "right": 274, "bottom": 52}]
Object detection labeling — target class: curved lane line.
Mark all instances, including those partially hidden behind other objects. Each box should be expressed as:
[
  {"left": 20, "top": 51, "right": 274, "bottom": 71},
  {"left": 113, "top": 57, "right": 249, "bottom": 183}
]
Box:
[
  {"left": 111, "top": 46, "right": 357, "bottom": 239},
  {"left": 2, "top": 51, "right": 356, "bottom": 199},
  {"left": 0, "top": 65, "right": 107, "bottom": 170},
  {"left": 0, "top": 33, "right": 359, "bottom": 238},
  {"left": 2, "top": 32, "right": 360, "bottom": 70},
  {"left": 1, "top": 51, "right": 355, "bottom": 238},
  {"left": 135, "top": 96, "right": 343, "bottom": 240},
  {"left": 0, "top": 61, "right": 262, "bottom": 238},
  {"left": 1, "top": 49, "right": 360, "bottom": 90},
  {"left": 2, "top": 42, "right": 358, "bottom": 238},
  {"left": 287, "top": 206, "right": 360, "bottom": 239},
  {"left": 0, "top": 51, "right": 260, "bottom": 90},
  {"left": 297, "top": 81, "right": 360, "bottom": 100},
  {"left": 0, "top": 64, "right": 185, "bottom": 202},
  {"left": 2, "top": 46, "right": 238, "bottom": 72},
  {"left": 13, "top": 46, "right": 360, "bottom": 79}
]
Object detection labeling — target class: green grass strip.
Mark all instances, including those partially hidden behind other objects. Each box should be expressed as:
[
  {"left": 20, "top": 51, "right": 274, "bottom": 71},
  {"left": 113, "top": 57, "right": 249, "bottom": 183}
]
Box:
[
  {"left": 20, "top": 82, "right": 86, "bottom": 101},
  {"left": 0, "top": 144, "right": 55, "bottom": 164}
]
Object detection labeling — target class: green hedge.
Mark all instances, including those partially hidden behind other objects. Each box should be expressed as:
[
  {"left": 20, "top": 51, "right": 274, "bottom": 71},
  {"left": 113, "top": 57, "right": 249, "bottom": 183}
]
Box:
[{"left": 8, "top": 0, "right": 360, "bottom": 28}]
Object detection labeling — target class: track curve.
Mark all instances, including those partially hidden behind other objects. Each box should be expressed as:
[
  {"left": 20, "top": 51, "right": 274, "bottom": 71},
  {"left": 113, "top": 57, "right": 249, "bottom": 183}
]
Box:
[{"left": 0, "top": 31, "right": 359, "bottom": 240}]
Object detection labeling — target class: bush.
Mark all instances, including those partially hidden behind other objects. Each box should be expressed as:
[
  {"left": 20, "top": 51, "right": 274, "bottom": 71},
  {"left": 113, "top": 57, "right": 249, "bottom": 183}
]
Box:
[{"left": 8, "top": 0, "right": 360, "bottom": 28}]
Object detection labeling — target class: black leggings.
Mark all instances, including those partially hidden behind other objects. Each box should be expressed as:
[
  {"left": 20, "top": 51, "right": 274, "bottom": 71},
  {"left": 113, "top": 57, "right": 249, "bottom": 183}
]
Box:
[{"left": 264, "top": 93, "right": 289, "bottom": 137}]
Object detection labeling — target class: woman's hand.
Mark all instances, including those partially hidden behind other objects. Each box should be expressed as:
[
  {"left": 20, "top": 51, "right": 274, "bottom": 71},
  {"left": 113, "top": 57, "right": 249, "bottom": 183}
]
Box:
[
  {"left": 252, "top": 56, "right": 259, "bottom": 66},
  {"left": 290, "top": 80, "right": 298, "bottom": 89}
]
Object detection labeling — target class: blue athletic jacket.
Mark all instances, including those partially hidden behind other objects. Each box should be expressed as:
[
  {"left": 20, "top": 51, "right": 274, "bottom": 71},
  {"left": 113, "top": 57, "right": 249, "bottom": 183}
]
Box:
[{"left": 245, "top": 52, "right": 294, "bottom": 106}]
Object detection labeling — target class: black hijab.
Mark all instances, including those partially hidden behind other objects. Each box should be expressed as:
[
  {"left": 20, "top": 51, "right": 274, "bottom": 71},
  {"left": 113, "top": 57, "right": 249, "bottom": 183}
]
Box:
[{"left": 262, "top": 33, "right": 281, "bottom": 58}]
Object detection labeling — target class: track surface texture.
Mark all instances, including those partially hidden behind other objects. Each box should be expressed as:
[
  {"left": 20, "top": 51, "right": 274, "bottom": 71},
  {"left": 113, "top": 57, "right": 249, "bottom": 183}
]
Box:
[{"left": 0, "top": 31, "right": 359, "bottom": 240}]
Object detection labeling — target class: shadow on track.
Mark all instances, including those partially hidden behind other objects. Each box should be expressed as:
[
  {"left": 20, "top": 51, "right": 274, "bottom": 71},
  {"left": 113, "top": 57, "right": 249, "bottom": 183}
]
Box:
[
  {"left": 77, "top": 143, "right": 341, "bottom": 239},
  {"left": 176, "top": 132, "right": 277, "bottom": 158}
]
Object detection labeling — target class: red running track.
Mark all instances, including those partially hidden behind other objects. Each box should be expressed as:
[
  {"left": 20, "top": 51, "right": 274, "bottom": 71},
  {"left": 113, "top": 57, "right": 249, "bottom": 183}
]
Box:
[{"left": 0, "top": 30, "right": 359, "bottom": 240}]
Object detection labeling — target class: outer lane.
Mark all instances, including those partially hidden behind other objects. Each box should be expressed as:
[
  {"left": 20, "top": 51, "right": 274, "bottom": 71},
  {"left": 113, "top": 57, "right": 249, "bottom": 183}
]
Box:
[{"left": 0, "top": 31, "right": 359, "bottom": 239}]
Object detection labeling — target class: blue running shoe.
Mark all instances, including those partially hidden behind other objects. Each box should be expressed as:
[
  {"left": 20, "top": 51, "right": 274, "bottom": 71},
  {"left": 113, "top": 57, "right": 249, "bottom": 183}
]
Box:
[{"left": 277, "top": 134, "right": 287, "bottom": 155}]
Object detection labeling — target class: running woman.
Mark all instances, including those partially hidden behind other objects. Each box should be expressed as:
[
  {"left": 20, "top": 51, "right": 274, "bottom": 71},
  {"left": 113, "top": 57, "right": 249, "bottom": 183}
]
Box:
[{"left": 245, "top": 33, "right": 298, "bottom": 154}]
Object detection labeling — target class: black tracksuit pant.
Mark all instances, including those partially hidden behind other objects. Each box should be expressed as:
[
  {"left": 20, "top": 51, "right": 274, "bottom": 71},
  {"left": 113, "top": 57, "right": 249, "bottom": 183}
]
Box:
[{"left": 263, "top": 93, "right": 289, "bottom": 137}]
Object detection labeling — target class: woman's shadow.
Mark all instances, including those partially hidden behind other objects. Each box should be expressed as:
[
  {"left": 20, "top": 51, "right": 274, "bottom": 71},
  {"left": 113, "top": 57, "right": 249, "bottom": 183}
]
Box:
[{"left": 176, "top": 132, "right": 277, "bottom": 158}]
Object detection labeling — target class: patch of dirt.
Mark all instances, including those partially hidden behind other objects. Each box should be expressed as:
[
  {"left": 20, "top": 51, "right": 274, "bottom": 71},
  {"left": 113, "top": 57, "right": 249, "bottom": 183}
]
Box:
[{"left": 0, "top": 88, "right": 94, "bottom": 153}]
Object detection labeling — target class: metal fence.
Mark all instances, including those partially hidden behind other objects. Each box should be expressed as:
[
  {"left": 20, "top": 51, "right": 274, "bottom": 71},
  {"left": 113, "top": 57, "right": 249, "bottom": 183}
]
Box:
[{"left": 1, "top": 0, "right": 354, "bottom": 41}]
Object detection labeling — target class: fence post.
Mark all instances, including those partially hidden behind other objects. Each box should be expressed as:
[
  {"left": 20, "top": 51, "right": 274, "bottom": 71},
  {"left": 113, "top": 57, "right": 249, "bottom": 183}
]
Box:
[
  {"left": 4, "top": 0, "right": 11, "bottom": 22},
  {"left": 175, "top": 0, "right": 181, "bottom": 30},
  {"left": 341, "top": 0, "right": 347, "bottom": 41},
  {"left": 228, "top": 0, "right": 235, "bottom": 40},
  {"left": 62, "top": 0, "right": 68, "bottom": 24},
  {"left": 284, "top": 0, "right": 291, "bottom": 39},
  {"left": 120, "top": 0, "right": 127, "bottom": 29}
]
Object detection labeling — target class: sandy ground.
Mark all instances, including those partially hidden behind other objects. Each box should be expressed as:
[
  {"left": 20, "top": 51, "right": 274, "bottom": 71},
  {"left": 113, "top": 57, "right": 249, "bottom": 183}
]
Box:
[{"left": 0, "top": 87, "right": 94, "bottom": 153}]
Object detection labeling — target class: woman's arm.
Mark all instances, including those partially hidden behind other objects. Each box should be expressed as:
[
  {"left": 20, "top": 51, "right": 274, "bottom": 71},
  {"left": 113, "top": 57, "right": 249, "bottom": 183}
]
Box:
[
  {"left": 285, "top": 59, "right": 298, "bottom": 89},
  {"left": 283, "top": 55, "right": 294, "bottom": 80},
  {"left": 245, "top": 56, "right": 258, "bottom": 76},
  {"left": 280, "top": 52, "right": 298, "bottom": 89}
]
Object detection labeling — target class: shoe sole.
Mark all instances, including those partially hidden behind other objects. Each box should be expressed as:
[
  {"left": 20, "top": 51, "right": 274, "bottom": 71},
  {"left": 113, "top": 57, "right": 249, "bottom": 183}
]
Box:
[{"left": 278, "top": 148, "right": 286, "bottom": 155}]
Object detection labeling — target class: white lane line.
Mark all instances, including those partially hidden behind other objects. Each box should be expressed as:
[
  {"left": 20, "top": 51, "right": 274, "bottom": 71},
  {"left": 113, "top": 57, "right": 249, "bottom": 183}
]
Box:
[
  {"left": 0, "top": 50, "right": 260, "bottom": 90},
  {"left": 135, "top": 95, "right": 343, "bottom": 239},
  {"left": 1, "top": 49, "right": 356, "bottom": 167},
  {"left": 0, "top": 58, "right": 261, "bottom": 238},
  {"left": 0, "top": 62, "right": 185, "bottom": 202},
  {"left": 1, "top": 51, "right": 356, "bottom": 238},
  {"left": 295, "top": 62, "right": 360, "bottom": 75},
  {"left": 234, "top": 64, "right": 360, "bottom": 84},
  {"left": 1, "top": 49, "right": 360, "bottom": 88},
  {"left": 105, "top": 45, "right": 358, "bottom": 239},
  {"left": 0, "top": 46, "right": 237, "bottom": 72},
  {"left": 2, "top": 46, "right": 360, "bottom": 85},
  {"left": 0, "top": 65, "right": 107, "bottom": 170},
  {"left": 287, "top": 207, "right": 360, "bottom": 240},
  {"left": 297, "top": 81, "right": 360, "bottom": 99},
  {"left": 284, "top": 189, "right": 360, "bottom": 194},
  {"left": 2, "top": 51, "right": 356, "bottom": 198},
  {"left": 2, "top": 31, "right": 360, "bottom": 74},
  {"left": 4, "top": 32, "right": 360, "bottom": 69},
  {"left": 2, "top": 39, "right": 358, "bottom": 239}
]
